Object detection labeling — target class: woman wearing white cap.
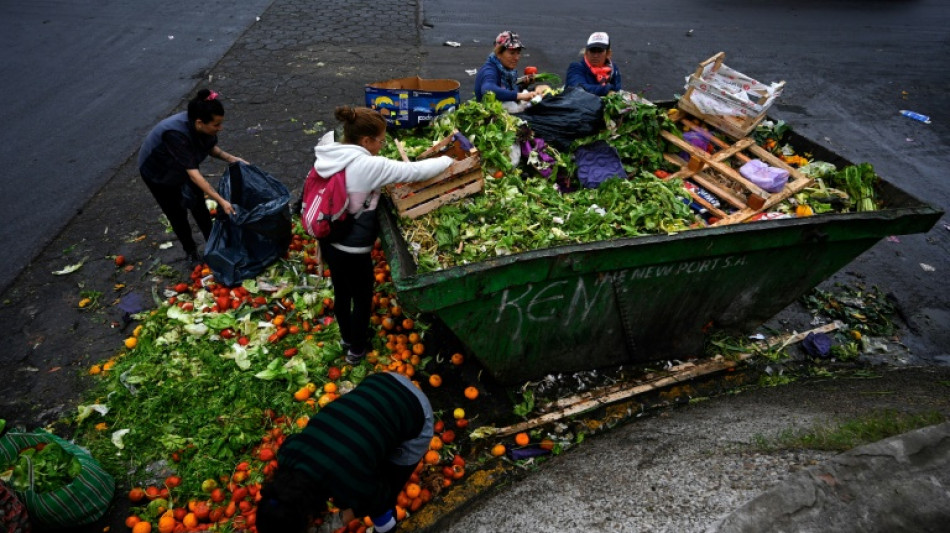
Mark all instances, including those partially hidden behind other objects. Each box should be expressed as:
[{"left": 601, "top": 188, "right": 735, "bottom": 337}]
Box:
[
  {"left": 566, "top": 32, "right": 622, "bottom": 96},
  {"left": 474, "top": 30, "right": 544, "bottom": 103}
]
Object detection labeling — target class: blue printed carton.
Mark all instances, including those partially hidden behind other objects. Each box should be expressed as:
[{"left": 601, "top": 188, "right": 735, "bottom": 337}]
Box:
[{"left": 365, "top": 77, "right": 460, "bottom": 129}]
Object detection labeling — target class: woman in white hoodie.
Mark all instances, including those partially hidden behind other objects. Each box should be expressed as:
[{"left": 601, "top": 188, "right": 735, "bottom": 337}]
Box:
[{"left": 315, "top": 106, "right": 453, "bottom": 364}]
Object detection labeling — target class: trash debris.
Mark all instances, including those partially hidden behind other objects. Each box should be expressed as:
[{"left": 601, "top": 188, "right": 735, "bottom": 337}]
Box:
[
  {"left": 801, "top": 332, "right": 833, "bottom": 358},
  {"left": 686, "top": 29, "right": 694, "bottom": 36},
  {"left": 444, "top": 41, "right": 461, "bottom": 47},
  {"left": 118, "top": 293, "right": 147, "bottom": 315},
  {"left": 509, "top": 446, "right": 551, "bottom": 460},
  {"left": 465, "top": 69, "right": 478, "bottom": 76},
  {"left": 52, "top": 259, "right": 85, "bottom": 276},
  {"left": 899, "top": 110, "right": 931, "bottom": 124},
  {"left": 886, "top": 236, "right": 900, "bottom": 243},
  {"left": 159, "top": 242, "right": 174, "bottom": 250},
  {"left": 920, "top": 263, "right": 935, "bottom": 272}
]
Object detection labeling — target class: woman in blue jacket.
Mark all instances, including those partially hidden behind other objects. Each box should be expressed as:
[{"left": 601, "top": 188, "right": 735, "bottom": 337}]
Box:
[
  {"left": 474, "top": 31, "right": 543, "bottom": 103},
  {"left": 566, "top": 32, "right": 622, "bottom": 96}
]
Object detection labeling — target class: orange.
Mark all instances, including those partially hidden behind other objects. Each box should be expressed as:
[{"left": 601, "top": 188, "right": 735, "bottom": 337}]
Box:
[
  {"left": 514, "top": 432, "right": 530, "bottom": 447},
  {"left": 429, "top": 436, "right": 443, "bottom": 450},
  {"left": 407, "top": 332, "right": 420, "bottom": 344},
  {"left": 412, "top": 343, "right": 425, "bottom": 356},
  {"left": 293, "top": 387, "right": 311, "bottom": 402},
  {"left": 88, "top": 364, "right": 102, "bottom": 375},
  {"left": 450, "top": 353, "right": 465, "bottom": 366},
  {"left": 402, "top": 318, "right": 414, "bottom": 330},
  {"left": 132, "top": 522, "right": 153, "bottom": 533},
  {"left": 182, "top": 512, "right": 198, "bottom": 529},
  {"left": 464, "top": 386, "right": 479, "bottom": 400},
  {"left": 404, "top": 483, "right": 421, "bottom": 499},
  {"left": 128, "top": 487, "right": 146, "bottom": 503},
  {"left": 428, "top": 374, "right": 442, "bottom": 388},
  {"left": 323, "top": 382, "right": 338, "bottom": 394},
  {"left": 124, "top": 337, "right": 138, "bottom": 349},
  {"left": 157, "top": 515, "right": 175, "bottom": 533},
  {"left": 125, "top": 516, "right": 142, "bottom": 528},
  {"left": 423, "top": 450, "right": 440, "bottom": 465},
  {"left": 395, "top": 506, "right": 407, "bottom": 521},
  {"left": 491, "top": 443, "right": 506, "bottom": 457},
  {"left": 540, "top": 438, "right": 555, "bottom": 451}
]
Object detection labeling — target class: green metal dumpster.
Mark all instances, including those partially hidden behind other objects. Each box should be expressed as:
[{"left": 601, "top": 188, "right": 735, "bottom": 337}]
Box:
[{"left": 378, "top": 127, "right": 943, "bottom": 384}]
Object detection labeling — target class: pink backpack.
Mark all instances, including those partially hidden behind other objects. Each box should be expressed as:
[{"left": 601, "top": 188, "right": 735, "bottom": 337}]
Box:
[{"left": 301, "top": 167, "right": 349, "bottom": 239}]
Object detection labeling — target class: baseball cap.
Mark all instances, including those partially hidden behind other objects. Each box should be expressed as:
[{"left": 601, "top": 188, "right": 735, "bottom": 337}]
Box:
[
  {"left": 587, "top": 32, "right": 610, "bottom": 49},
  {"left": 495, "top": 31, "right": 524, "bottom": 50}
]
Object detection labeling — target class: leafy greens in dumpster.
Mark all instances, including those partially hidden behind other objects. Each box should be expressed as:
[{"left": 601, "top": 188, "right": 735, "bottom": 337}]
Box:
[{"left": 383, "top": 90, "right": 883, "bottom": 273}]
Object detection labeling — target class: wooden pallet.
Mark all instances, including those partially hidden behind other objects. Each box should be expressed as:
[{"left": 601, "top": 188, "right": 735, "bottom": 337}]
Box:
[
  {"left": 386, "top": 131, "right": 484, "bottom": 219},
  {"left": 662, "top": 110, "right": 813, "bottom": 225}
]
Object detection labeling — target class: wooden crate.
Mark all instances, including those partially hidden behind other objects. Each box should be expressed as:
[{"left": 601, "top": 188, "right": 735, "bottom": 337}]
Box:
[
  {"left": 661, "top": 109, "right": 813, "bottom": 225},
  {"left": 677, "top": 52, "right": 785, "bottom": 140},
  {"left": 386, "top": 132, "right": 484, "bottom": 219}
]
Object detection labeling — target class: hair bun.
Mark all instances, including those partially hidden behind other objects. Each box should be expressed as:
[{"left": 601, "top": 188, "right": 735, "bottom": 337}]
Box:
[{"left": 334, "top": 106, "right": 357, "bottom": 123}]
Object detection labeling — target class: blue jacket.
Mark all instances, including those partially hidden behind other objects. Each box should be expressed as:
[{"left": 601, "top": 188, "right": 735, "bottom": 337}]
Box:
[
  {"left": 566, "top": 59, "right": 622, "bottom": 97},
  {"left": 474, "top": 57, "right": 520, "bottom": 102}
]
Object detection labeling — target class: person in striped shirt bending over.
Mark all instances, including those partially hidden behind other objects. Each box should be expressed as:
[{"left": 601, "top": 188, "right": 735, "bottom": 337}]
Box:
[{"left": 256, "top": 372, "right": 434, "bottom": 533}]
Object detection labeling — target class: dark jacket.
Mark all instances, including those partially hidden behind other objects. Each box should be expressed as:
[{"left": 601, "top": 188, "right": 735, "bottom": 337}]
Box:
[
  {"left": 138, "top": 112, "right": 217, "bottom": 186},
  {"left": 566, "top": 59, "right": 622, "bottom": 97},
  {"left": 276, "top": 373, "right": 425, "bottom": 517}
]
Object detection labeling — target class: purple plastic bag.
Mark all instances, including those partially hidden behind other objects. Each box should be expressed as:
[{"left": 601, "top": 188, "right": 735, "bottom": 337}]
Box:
[{"left": 739, "top": 159, "right": 789, "bottom": 193}]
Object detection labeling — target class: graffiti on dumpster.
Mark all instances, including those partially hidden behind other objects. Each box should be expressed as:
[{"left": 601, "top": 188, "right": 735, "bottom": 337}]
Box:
[{"left": 494, "top": 255, "right": 748, "bottom": 341}]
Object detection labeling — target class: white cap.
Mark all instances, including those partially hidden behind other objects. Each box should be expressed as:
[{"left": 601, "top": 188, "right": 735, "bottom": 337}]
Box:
[{"left": 587, "top": 32, "right": 610, "bottom": 49}]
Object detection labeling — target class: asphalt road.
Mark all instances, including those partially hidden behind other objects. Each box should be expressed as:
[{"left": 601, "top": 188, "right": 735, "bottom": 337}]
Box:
[
  {"left": 0, "top": 0, "right": 273, "bottom": 293},
  {"left": 418, "top": 0, "right": 950, "bottom": 362}
]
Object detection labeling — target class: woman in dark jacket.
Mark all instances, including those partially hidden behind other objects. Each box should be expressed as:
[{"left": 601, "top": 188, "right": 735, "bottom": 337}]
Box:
[
  {"left": 566, "top": 32, "right": 622, "bottom": 96},
  {"left": 138, "top": 89, "right": 247, "bottom": 263},
  {"left": 474, "top": 30, "right": 543, "bottom": 103}
]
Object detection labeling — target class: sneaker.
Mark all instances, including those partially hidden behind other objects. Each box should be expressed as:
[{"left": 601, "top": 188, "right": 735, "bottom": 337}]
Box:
[{"left": 345, "top": 350, "right": 366, "bottom": 365}]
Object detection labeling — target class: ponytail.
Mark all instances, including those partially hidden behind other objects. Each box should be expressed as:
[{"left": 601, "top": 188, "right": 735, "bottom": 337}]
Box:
[{"left": 188, "top": 89, "right": 225, "bottom": 124}]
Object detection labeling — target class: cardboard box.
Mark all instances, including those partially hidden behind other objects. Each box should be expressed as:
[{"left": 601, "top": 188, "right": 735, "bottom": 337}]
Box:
[{"left": 365, "top": 77, "right": 460, "bottom": 129}]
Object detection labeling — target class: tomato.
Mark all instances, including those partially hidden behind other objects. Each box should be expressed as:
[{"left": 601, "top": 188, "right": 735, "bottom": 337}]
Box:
[
  {"left": 115, "top": 255, "right": 126, "bottom": 267},
  {"left": 327, "top": 366, "right": 342, "bottom": 380},
  {"left": 440, "top": 430, "right": 456, "bottom": 444},
  {"left": 492, "top": 170, "right": 504, "bottom": 179},
  {"left": 524, "top": 66, "right": 538, "bottom": 75},
  {"left": 174, "top": 282, "right": 189, "bottom": 293}
]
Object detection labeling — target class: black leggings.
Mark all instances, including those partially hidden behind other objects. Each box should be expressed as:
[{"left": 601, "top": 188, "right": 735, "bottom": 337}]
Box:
[
  {"left": 319, "top": 242, "right": 374, "bottom": 355},
  {"left": 143, "top": 179, "right": 212, "bottom": 254}
]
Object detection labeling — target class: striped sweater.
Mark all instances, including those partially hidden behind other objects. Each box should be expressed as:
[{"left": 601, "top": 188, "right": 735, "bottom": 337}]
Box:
[{"left": 277, "top": 372, "right": 424, "bottom": 515}]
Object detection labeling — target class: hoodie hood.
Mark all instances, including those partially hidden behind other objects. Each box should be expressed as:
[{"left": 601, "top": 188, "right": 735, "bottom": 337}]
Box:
[{"left": 313, "top": 141, "right": 370, "bottom": 177}]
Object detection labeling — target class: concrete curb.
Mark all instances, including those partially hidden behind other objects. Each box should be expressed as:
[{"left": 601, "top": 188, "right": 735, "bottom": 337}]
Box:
[{"left": 709, "top": 422, "right": 950, "bottom": 533}]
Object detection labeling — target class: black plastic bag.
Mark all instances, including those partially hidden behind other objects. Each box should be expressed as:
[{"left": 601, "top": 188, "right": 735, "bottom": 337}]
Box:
[
  {"left": 519, "top": 86, "right": 605, "bottom": 151},
  {"left": 205, "top": 162, "right": 292, "bottom": 286}
]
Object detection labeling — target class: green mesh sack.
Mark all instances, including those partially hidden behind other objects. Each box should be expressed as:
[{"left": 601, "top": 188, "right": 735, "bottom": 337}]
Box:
[{"left": 0, "top": 430, "right": 113, "bottom": 528}]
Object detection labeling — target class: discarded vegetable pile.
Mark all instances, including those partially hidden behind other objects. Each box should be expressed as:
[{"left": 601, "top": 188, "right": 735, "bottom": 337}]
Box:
[
  {"left": 382, "top": 91, "right": 883, "bottom": 273},
  {"left": 71, "top": 225, "right": 509, "bottom": 533}
]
